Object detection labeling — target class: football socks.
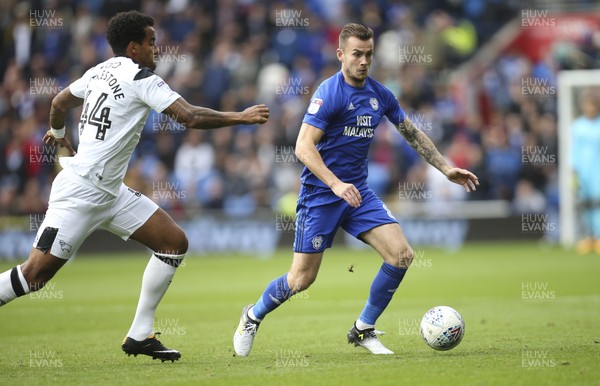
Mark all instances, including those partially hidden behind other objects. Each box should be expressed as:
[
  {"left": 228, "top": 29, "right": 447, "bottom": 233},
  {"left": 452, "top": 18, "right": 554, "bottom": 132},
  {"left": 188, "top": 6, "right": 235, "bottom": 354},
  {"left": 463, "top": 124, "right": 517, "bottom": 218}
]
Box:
[
  {"left": 126, "top": 253, "right": 184, "bottom": 341},
  {"left": 0, "top": 265, "right": 30, "bottom": 306},
  {"left": 251, "top": 273, "right": 293, "bottom": 321},
  {"left": 358, "top": 263, "right": 407, "bottom": 326}
]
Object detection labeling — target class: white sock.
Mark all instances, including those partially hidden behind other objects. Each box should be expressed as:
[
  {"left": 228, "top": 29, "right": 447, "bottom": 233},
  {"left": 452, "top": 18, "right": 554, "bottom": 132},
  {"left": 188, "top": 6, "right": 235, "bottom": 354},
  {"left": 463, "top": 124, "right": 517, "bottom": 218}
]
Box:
[
  {"left": 248, "top": 306, "right": 262, "bottom": 323},
  {"left": 355, "top": 319, "right": 375, "bottom": 331},
  {"left": 0, "top": 265, "right": 30, "bottom": 306},
  {"left": 126, "top": 253, "right": 184, "bottom": 341}
]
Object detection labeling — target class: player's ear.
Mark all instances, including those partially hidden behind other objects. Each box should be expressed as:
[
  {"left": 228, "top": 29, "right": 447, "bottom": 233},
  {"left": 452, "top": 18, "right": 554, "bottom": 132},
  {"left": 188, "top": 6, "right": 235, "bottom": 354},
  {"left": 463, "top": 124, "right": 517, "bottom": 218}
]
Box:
[
  {"left": 336, "top": 48, "right": 343, "bottom": 62},
  {"left": 127, "top": 41, "right": 138, "bottom": 56}
]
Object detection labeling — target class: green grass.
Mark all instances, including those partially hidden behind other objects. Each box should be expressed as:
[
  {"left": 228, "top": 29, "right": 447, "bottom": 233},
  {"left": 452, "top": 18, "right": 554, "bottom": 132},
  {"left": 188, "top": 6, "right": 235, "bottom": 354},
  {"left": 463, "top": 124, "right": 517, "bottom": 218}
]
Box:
[{"left": 1, "top": 243, "right": 599, "bottom": 385}]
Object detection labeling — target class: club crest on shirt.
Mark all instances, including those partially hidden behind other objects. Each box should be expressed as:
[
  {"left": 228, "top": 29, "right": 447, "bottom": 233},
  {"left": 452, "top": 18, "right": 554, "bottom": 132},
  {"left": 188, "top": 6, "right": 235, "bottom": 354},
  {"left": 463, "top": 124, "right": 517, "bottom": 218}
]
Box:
[
  {"left": 308, "top": 98, "right": 323, "bottom": 114},
  {"left": 311, "top": 236, "right": 323, "bottom": 250},
  {"left": 369, "top": 98, "right": 379, "bottom": 111},
  {"left": 59, "top": 240, "right": 72, "bottom": 253}
]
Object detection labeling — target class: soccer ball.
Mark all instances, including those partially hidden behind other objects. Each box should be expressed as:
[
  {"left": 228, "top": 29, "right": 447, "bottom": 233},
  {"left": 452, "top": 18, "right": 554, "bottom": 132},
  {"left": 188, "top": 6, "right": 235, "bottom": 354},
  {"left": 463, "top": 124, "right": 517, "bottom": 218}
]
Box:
[{"left": 420, "top": 306, "right": 465, "bottom": 351}]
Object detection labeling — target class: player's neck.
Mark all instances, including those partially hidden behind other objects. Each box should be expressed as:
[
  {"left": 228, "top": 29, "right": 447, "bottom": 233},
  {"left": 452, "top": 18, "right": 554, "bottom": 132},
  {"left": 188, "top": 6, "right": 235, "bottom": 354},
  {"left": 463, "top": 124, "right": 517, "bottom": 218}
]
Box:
[{"left": 340, "top": 70, "right": 366, "bottom": 88}]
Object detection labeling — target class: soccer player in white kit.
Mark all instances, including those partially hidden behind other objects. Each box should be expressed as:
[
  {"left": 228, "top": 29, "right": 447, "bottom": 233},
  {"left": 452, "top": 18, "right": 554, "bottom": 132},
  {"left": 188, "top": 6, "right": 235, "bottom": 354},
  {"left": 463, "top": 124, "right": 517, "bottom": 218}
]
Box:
[{"left": 0, "top": 11, "right": 269, "bottom": 362}]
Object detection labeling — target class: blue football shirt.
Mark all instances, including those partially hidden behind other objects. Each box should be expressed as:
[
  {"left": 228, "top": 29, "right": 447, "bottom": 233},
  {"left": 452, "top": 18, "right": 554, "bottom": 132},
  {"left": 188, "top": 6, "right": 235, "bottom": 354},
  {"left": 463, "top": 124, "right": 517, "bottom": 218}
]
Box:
[{"left": 301, "top": 71, "right": 405, "bottom": 189}]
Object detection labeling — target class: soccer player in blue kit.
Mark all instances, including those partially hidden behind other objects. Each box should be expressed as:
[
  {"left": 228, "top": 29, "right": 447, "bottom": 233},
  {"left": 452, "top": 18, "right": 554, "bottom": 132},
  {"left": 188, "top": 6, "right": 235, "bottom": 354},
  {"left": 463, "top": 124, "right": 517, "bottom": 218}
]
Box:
[{"left": 234, "top": 23, "right": 479, "bottom": 355}]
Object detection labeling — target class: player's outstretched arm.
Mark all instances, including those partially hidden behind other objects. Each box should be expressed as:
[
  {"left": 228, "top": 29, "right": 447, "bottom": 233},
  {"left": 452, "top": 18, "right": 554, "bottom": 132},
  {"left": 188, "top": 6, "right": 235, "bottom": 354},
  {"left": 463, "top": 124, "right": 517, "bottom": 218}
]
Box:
[
  {"left": 43, "top": 87, "right": 82, "bottom": 156},
  {"left": 163, "top": 97, "right": 269, "bottom": 130},
  {"left": 295, "top": 122, "right": 362, "bottom": 207},
  {"left": 397, "top": 117, "right": 478, "bottom": 192}
]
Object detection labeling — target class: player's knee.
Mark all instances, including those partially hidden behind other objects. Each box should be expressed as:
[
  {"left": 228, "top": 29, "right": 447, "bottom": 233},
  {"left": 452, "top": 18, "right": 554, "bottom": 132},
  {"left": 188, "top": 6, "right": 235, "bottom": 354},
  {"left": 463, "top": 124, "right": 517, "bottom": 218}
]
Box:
[
  {"left": 398, "top": 246, "right": 414, "bottom": 269},
  {"left": 287, "top": 271, "right": 316, "bottom": 292},
  {"left": 385, "top": 246, "right": 413, "bottom": 269},
  {"left": 175, "top": 231, "right": 188, "bottom": 254},
  {"left": 160, "top": 229, "right": 188, "bottom": 255},
  {"left": 300, "top": 275, "right": 317, "bottom": 291}
]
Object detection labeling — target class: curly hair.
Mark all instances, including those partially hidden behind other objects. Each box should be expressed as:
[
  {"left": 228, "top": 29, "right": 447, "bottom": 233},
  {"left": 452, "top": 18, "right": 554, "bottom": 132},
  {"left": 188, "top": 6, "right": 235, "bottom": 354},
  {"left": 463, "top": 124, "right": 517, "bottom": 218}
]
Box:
[{"left": 106, "top": 11, "right": 154, "bottom": 56}]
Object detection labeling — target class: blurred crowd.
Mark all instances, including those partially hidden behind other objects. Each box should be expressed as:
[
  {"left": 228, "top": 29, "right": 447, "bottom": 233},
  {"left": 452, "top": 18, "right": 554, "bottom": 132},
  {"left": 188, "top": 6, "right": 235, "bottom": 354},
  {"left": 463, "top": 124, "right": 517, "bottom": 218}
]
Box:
[{"left": 0, "top": 0, "right": 598, "bottom": 220}]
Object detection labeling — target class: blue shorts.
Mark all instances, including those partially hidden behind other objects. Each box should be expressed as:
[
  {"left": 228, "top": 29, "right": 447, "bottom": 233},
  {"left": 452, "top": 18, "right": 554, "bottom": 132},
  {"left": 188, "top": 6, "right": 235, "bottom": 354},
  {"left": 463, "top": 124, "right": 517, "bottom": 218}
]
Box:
[{"left": 293, "top": 184, "right": 398, "bottom": 253}]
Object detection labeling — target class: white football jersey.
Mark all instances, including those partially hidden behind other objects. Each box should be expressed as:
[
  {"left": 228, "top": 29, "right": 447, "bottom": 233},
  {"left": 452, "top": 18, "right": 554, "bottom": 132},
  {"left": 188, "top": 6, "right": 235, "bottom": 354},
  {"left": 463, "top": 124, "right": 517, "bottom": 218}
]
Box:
[{"left": 60, "top": 56, "right": 181, "bottom": 195}]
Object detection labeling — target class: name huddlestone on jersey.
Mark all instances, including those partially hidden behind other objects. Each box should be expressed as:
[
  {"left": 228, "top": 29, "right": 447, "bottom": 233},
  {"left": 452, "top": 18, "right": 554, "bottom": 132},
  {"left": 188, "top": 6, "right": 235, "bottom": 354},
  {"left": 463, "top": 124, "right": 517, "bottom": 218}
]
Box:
[
  {"left": 343, "top": 115, "right": 374, "bottom": 138},
  {"left": 93, "top": 69, "right": 125, "bottom": 99}
]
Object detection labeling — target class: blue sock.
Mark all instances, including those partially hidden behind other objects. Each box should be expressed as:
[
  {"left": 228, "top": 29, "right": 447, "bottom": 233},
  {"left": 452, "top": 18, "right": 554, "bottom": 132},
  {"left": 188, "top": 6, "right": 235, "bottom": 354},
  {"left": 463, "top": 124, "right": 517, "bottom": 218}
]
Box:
[
  {"left": 358, "top": 263, "right": 407, "bottom": 326},
  {"left": 252, "top": 273, "right": 293, "bottom": 321}
]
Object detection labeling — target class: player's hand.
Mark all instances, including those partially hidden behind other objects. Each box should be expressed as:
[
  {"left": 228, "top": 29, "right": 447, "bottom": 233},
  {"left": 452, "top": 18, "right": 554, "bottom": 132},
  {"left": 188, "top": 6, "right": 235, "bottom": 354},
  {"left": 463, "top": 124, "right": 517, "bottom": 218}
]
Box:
[
  {"left": 331, "top": 181, "right": 362, "bottom": 208},
  {"left": 241, "top": 104, "right": 269, "bottom": 124},
  {"left": 446, "top": 167, "right": 478, "bottom": 192},
  {"left": 43, "top": 130, "right": 76, "bottom": 156}
]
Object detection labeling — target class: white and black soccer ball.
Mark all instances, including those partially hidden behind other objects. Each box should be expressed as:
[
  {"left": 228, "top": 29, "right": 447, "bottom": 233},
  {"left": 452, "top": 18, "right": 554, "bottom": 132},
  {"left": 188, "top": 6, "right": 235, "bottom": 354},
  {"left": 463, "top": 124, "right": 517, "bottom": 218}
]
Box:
[{"left": 420, "top": 306, "right": 465, "bottom": 351}]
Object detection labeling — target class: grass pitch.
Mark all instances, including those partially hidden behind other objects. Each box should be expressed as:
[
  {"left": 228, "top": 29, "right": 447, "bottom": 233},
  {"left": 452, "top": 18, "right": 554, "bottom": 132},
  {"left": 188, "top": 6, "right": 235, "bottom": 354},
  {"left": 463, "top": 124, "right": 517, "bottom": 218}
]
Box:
[{"left": 0, "top": 242, "right": 599, "bottom": 385}]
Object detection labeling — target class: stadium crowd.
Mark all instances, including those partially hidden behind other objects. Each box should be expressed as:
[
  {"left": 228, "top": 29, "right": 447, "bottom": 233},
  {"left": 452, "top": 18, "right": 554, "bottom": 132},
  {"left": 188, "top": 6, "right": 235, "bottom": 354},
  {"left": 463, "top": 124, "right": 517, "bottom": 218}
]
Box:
[{"left": 0, "top": 0, "right": 597, "bottom": 220}]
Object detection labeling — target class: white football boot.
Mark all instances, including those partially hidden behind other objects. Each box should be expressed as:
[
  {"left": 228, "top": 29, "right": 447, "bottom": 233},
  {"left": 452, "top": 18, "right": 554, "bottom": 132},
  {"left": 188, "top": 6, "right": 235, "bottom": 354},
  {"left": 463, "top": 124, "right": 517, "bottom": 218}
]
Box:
[
  {"left": 233, "top": 304, "right": 260, "bottom": 356},
  {"left": 347, "top": 322, "right": 394, "bottom": 355}
]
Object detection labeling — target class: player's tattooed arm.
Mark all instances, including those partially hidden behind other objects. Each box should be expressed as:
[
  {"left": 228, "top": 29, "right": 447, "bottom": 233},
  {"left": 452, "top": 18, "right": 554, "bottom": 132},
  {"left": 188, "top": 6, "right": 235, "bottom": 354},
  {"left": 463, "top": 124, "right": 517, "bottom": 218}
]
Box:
[
  {"left": 397, "top": 118, "right": 451, "bottom": 175},
  {"left": 397, "top": 117, "right": 479, "bottom": 192},
  {"left": 163, "top": 97, "right": 269, "bottom": 129}
]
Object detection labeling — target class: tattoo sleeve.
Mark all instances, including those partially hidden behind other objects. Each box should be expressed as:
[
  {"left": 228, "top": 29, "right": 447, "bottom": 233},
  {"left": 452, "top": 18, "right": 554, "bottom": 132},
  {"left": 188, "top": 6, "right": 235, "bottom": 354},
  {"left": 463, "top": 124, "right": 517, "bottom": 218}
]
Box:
[{"left": 397, "top": 119, "right": 450, "bottom": 175}]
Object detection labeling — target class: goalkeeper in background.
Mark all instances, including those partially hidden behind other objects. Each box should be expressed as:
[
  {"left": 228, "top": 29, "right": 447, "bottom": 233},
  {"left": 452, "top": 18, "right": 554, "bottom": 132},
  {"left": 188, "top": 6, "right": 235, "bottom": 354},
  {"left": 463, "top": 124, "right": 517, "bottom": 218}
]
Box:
[{"left": 571, "top": 91, "right": 600, "bottom": 254}]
